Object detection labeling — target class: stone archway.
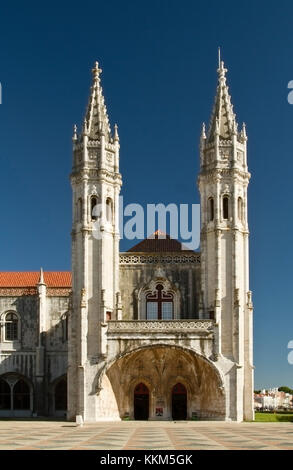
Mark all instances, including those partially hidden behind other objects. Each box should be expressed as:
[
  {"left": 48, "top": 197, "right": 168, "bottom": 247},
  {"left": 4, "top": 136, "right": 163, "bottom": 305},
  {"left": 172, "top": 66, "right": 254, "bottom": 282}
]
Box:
[
  {"left": 97, "top": 345, "right": 225, "bottom": 421},
  {"left": 0, "top": 373, "right": 33, "bottom": 417}
]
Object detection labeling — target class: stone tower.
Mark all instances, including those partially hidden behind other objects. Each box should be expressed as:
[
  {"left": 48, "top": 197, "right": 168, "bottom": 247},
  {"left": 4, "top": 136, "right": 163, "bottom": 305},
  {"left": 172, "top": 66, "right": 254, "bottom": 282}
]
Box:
[
  {"left": 197, "top": 59, "right": 254, "bottom": 421},
  {"left": 68, "top": 62, "right": 122, "bottom": 421}
]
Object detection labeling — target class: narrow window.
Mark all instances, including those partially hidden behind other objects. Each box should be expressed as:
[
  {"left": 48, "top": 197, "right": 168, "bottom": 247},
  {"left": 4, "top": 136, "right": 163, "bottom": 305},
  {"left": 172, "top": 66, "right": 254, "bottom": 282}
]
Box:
[
  {"left": 209, "top": 198, "right": 214, "bottom": 221},
  {"left": 238, "top": 197, "right": 243, "bottom": 221},
  {"left": 91, "top": 196, "right": 98, "bottom": 221},
  {"left": 5, "top": 312, "right": 18, "bottom": 341},
  {"left": 223, "top": 196, "right": 229, "bottom": 220},
  {"left": 77, "top": 198, "right": 82, "bottom": 222},
  {"left": 106, "top": 198, "right": 113, "bottom": 223},
  {"left": 61, "top": 313, "right": 68, "bottom": 342}
]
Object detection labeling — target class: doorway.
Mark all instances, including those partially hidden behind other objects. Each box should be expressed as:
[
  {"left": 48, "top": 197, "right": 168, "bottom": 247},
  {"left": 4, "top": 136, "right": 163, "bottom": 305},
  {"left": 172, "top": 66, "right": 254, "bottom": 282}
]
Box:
[
  {"left": 54, "top": 377, "right": 67, "bottom": 416},
  {"left": 134, "top": 382, "right": 149, "bottom": 420},
  {"left": 172, "top": 383, "right": 187, "bottom": 420}
]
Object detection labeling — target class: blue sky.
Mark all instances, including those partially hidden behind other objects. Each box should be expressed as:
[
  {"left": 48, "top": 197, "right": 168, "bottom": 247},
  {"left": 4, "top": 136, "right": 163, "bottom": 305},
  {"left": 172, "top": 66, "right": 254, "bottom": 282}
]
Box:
[{"left": 0, "top": 0, "right": 292, "bottom": 389}]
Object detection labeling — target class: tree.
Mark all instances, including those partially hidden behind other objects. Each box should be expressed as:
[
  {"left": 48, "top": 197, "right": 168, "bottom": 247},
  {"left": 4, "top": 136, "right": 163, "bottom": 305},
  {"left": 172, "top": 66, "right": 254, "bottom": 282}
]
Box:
[{"left": 278, "top": 386, "right": 293, "bottom": 394}]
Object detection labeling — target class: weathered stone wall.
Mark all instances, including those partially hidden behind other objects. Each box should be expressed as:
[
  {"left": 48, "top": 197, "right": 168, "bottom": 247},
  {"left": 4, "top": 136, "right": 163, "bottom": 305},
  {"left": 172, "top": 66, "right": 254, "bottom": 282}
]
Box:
[
  {"left": 119, "top": 254, "right": 201, "bottom": 320},
  {"left": 0, "top": 293, "right": 69, "bottom": 416}
]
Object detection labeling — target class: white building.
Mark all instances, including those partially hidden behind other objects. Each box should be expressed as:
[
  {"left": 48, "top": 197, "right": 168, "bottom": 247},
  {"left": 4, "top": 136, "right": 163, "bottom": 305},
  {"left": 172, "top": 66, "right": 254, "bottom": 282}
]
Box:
[{"left": 0, "top": 59, "right": 254, "bottom": 422}]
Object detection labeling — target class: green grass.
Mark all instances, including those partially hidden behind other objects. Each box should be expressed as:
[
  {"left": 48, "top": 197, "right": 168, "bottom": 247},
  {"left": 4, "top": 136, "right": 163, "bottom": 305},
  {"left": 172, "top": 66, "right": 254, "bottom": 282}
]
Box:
[{"left": 254, "top": 412, "right": 293, "bottom": 422}]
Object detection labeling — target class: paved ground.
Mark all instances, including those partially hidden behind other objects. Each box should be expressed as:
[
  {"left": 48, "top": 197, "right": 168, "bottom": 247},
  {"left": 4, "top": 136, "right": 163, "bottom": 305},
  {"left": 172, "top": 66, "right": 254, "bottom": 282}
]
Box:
[{"left": 0, "top": 420, "right": 293, "bottom": 450}]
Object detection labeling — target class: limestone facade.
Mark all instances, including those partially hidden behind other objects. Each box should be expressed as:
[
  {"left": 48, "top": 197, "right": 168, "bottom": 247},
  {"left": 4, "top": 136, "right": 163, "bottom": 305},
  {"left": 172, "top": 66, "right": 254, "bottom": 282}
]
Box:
[{"left": 0, "top": 59, "right": 254, "bottom": 421}]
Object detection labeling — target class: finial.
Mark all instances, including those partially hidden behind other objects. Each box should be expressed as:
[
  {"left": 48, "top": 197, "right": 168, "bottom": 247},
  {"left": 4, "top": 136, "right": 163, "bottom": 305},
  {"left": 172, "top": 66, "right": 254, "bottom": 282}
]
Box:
[
  {"left": 39, "top": 267, "right": 44, "bottom": 284},
  {"left": 72, "top": 124, "right": 78, "bottom": 142},
  {"left": 92, "top": 61, "right": 102, "bottom": 80},
  {"left": 217, "top": 48, "right": 227, "bottom": 83},
  {"left": 83, "top": 118, "right": 88, "bottom": 136},
  {"left": 241, "top": 122, "right": 247, "bottom": 140},
  {"left": 114, "top": 123, "right": 119, "bottom": 142}
]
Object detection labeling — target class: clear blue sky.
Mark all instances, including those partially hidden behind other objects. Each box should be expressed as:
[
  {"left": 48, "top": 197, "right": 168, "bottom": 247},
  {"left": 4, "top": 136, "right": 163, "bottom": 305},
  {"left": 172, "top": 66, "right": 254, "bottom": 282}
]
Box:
[{"left": 0, "top": 0, "right": 292, "bottom": 390}]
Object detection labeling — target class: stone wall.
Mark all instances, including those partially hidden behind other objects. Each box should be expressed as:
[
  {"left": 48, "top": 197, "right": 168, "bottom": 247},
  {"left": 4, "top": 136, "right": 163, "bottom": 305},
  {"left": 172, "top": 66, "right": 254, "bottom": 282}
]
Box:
[{"left": 119, "top": 253, "right": 201, "bottom": 320}]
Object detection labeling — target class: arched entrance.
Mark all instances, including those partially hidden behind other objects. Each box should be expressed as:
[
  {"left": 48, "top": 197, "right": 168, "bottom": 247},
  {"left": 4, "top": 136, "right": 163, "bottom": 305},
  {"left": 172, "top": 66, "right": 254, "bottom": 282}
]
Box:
[
  {"left": 13, "top": 379, "right": 30, "bottom": 410},
  {"left": 54, "top": 377, "right": 67, "bottom": 416},
  {"left": 0, "top": 378, "right": 11, "bottom": 410},
  {"left": 0, "top": 374, "right": 33, "bottom": 417},
  {"left": 172, "top": 383, "right": 187, "bottom": 420},
  {"left": 104, "top": 345, "right": 225, "bottom": 421},
  {"left": 134, "top": 382, "right": 149, "bottom": 420}
]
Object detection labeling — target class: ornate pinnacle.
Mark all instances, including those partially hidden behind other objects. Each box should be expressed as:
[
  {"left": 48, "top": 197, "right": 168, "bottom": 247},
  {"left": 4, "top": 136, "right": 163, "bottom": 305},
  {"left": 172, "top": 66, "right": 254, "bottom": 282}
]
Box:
[
  {"left": 217, "top": 60, "right": 228, "bottom": 85},
  {"left": 92, "top": 61, "right": 102, "bottom": 81},
  {"left": 72, "top": 124, "right": 78, "bottom": 142},
  {"left": 82, "top": 118, "right": 88, "bottom": 136},
  {"left": 38, "top": 267, "right": 45, "bottom": 285},
  {"left": 241, "top": 122, "right": 247, "bottom": 141},
  {"left": 201, "top": 122, "right": 206, "bottom": 140},
  {"left": 114, "top": 123, "right": 119, "bottom": 142}
]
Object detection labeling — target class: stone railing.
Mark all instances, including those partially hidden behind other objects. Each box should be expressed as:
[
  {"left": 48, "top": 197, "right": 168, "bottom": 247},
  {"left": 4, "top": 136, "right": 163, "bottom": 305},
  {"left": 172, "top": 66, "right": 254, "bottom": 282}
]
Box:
[
  {"left": 119, "top": 254, "right": 200, "bottom": 265},
  {"left": 107, "top": 319, "right": 214, "bottom": 334}
]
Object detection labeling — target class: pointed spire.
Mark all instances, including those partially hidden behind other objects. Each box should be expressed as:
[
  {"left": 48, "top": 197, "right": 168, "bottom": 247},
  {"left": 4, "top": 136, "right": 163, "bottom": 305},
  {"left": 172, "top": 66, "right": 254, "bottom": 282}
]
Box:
[
  {"left": 38, "top": 267, "right": 45, "bottom": 285},
  {"left": 84, "top": 61, "right": 112, "bottom": 141},
  {"left": 201, "top": 122, "right": 206, "bottom": 140},
  {"left": 114, "top": 123, "right": 119, "bottom": 142},
  {"left": 240, "top": 122, "right": 247, "bottom": 141},
  {"left": 207, "top": 54, "right": 238, "bottom": 142},
  {"left": 83, "top": 118, "right": 88, "bottom": 136}
]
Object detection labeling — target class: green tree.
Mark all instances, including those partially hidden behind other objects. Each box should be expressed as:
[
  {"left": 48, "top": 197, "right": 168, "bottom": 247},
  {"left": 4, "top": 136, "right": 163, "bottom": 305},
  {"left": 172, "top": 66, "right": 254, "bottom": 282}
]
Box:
[{"left": 278, "top": 386, "right": 293, "bottom": 394}]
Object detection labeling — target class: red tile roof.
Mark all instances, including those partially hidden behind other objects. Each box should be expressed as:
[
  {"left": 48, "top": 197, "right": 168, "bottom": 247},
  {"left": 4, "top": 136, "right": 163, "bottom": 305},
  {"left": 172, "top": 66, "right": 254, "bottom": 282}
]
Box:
[
  {"left": 0, "top": 272, "right": 72, "bottom": 287},
  {"left": 127, "top": 230, "right": 194, "bottom": 253}
]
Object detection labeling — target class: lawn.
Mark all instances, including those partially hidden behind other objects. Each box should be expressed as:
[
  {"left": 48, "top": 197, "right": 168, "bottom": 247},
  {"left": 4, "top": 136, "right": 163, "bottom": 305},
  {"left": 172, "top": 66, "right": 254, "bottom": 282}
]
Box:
[{"left": 255, "top": 412, "right": 293, "bottom": 422}]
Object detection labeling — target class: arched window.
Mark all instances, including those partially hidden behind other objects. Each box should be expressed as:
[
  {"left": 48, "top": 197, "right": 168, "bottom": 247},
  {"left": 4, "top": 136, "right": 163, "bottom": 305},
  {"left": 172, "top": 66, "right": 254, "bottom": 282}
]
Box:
[
  {"left": 146, "top": 284, "right": 173, "bottom": 320},
  {"left": 106, "top": 198, "right": 113, "bottom": 223},
  {"left": 5, "top": 312, "right": 18, "bottom": 341},
  {"left": 0, "top": 375, "right": 33, "bottom": 415},
  {"left": 13, "top": 379, "right": 30, "bottom": 410},
  {"left": 91, "top": 196, "right": 98, "bottom": 221},
  {"left": 223, "top": 196, "right": 229, "bottom": 220},
  {"left": 208, "top": 198, "right": 214, "bottom": 221},
  {"left": 238, "top": 197, "right": 243, "bottom": 221},
  {"left": 0, "top": 379, "right": 11, "bottom": 410}
]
